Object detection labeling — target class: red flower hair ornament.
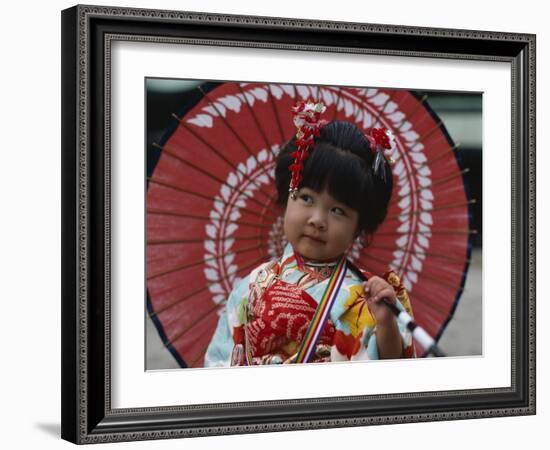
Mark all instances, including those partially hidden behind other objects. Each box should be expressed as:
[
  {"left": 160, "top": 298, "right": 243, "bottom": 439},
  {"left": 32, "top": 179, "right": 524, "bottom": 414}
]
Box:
[
  {"left": 365, "top": 127, "right": 397, "bottom": 183},
  {"left": 288, "top": 100, "right": 396, "bottom": 198}
]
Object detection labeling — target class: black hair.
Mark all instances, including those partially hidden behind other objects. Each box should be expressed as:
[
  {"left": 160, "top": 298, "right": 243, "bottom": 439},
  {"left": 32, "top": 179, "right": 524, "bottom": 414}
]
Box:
[{"left": 275, "top": 120, "right": 393, "bottom": 237}]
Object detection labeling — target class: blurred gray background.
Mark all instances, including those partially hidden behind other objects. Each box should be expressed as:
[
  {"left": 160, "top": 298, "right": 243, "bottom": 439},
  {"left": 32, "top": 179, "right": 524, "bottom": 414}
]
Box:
[{"left": 145, "top": 83, "right": 482, "bottom": 369}]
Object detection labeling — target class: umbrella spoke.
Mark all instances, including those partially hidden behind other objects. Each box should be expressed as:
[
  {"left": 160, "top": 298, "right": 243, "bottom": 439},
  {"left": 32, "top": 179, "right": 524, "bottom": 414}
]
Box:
[
  {"left": 393, "top": 143, "right": 462, "bottom": 177},
  {"left": 314, "top": 84, "right": 324, "bottom": 104},
  {"left": 197, "top": 85, "right": 276, "bottom": 185},
  {"left": 416, "top": 119, "right": 444, "bottom": 143},
  {"left": 267, "top": 84, "right": 286, "bottom": 143},
  {"left": 370, "top": 90, "right": 397, "bottom": 128},
  {"left": 149, "top": 177, "right": 213, "bottom": 202},
  {"left": 395, "top": 94, "right": 429, "bottom": 131},
  {"left": 417, "top": 168, "right": 470, "bottom": 193},
  {"left": 391, "top": 120, "right": 446, "bottom": 168},
  {"left": 154, "top": 142, "right": 274, "bottom": 211},
  {"left": 331, "top": 87, "right": 344, "bottom": 121},
  {"left": 386, "top": 199, "right": 476, "bottom": 221},
  {"left": 150, "top": 254, "right": 267, "bottom": 316},
  {"left": 367, "top": 243, "right": 471, "bottom": 264},
  {"left": 147, "top": 236, "right": 266, "bottom": 269},
  {"left": 168, "top": 301, "right": 222, "bottom": 349},
  {"left": 356, "top": 254, "right": 461, "bottom": 316},
  {"left": 414, "top": 143, "right": 461, "bottom": 171},
  {"left": 358, "top": 252, "right": 466, "bottom": 281},
  {"left": 375, "top": 228, "right": 477, "bottom": 236},
  {"left": 147, "top": 208, "right": 273, "bottom": 228},
  {"left": 394, "top": 168, "right": 471, "bottom": 200},
  {"left": 148, "top": 244, "right": 265, "bottom": 280},
  {"left": 148, "top": 234, "right": 270, "bottom": 246},
  {"left": 415, "top": 168, "right": 470, "bottom": 194},
  {"left": 148, "top": 177, "right": 276, "bottom": 221},
  {"left": 189, "top": 336, "right": 218, "bottom": 368},
  {"left": 230, "top": 85, "right": 288, "bottom": 258},
  {"left": 168, "top": 117, "right": 277, "bottom": 205},
  {"left": 237, "top": 83, "right": 279, "bottom": 161}
]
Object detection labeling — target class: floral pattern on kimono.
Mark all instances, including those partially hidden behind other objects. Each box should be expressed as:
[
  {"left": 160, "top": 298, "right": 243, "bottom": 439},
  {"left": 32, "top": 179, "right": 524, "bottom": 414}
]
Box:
[{"left": 204, "top": 243, "right": 416, "bottom": 367}]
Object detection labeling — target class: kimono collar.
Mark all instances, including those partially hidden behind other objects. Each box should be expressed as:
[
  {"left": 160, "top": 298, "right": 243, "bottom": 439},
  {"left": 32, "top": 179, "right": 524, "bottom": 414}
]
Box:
[{"left": 280, "top": 243, "right": 345, "bottom": 278}]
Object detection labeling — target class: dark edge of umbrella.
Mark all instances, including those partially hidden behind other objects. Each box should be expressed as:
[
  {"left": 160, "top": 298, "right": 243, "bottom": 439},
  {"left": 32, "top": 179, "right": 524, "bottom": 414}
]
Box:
[
  {"left": 410, "top": 90, "right": 477, "bottom": 357},
  {"left": 147, "top": 80, "right": 223, "bottom": 185},
  {"left": 146, "top": 292, "right": 188, "bottom": 368},
  {"left": 145, "top": 80, "right": 222, "bottom": 368}
]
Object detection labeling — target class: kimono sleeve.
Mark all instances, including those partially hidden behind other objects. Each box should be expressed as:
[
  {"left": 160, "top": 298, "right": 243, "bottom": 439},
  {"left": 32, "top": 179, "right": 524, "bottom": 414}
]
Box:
[{"left": 204, "top": 276, "right": 250, "bottom": 368}]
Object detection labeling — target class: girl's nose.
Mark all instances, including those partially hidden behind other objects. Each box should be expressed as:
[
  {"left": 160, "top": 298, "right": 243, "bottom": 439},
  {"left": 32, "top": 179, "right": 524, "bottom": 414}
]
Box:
[{"left": 307, "top": 209, "right": 327, "bottom": 230}]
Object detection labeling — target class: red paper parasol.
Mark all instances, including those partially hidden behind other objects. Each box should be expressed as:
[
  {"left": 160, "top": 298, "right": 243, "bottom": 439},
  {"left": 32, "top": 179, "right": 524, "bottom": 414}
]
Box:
[{"left": 146, "top": 82, "right": 474, "bottom": 368}]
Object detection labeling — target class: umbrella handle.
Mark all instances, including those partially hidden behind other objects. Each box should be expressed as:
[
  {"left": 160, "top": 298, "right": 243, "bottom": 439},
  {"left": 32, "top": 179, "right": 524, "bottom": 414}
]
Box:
[{"left": 381, "top": 299, "right": 446, "bottom": 358}]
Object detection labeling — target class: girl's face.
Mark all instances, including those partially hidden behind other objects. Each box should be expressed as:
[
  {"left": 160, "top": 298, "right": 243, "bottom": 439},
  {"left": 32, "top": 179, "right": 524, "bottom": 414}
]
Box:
[{"left": 283, "top": 187, "right": 359, "bottom": 262}]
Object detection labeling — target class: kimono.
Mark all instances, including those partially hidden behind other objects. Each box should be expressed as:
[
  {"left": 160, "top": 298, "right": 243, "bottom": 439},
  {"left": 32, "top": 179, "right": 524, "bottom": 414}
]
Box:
[{"left": 205, "top": 243, "right": 416, "bottom": 367}]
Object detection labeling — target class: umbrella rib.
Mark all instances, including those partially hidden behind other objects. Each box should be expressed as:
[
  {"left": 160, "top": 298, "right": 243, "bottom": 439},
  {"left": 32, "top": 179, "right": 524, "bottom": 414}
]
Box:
[
  {"left": 395, "top": 168, "right": 470, "bottom": 202},
  {"left": 154, "top": 143, "right": 273, "bottom": 211},
  {"left": 376, "top": 228, "right": 477, "bottom": 236},
  {"left": 370, "top": 90, "right": 397, "bottom": 128},
  {"left": 395, "top": 94, "right": 429, "bottom": 131},
  {"left": 416, "top": 120, "right": 444, "bottom": 143},
  {"left": 149, "top": 177, "right": 214, "bottom": 202},
  {"left": 386, "top": 199, "right": 477, "bottom": 221},
  {"left": 167, "top": 301, "right": 222, "bottom": 349},
  {"left": 150, "top": 255, "right": 266, "bottom": 316},
  {"left": 266, "top": 84, "right": 286, "bottom": 143},
  {"left": 147, "top": 235, "right": 269, "bottom": 265},
  {"left": 166, "top": 118, "right": 277, "bottom": 205},
  {"left": 414, "top": 143, "right": 461, "bottom": 170},
  {"left": 146, "top": 234, "right": 270, "bottom": 264},
  {"left": 371, "top": 89, "right": 412, "bottom": 128},
  {"left": 291, "top": 84, "right": 298, "bottom": 102},
  {"left": 197, "top": 85, "right": 276, "bottom": 185},
  {"left": 358, "top": 251, "right": 466, "bottom": 279},
  {"left": 237, "top": 83, "right": 278, "bottom": 162},
  {"left": 236, "top": 84, "right": 289, "bottom": 237},
  {"left": 188, "top": 336, "right": 217, "bottom": 368},
  {"left": 148, "top": 177, "right": 274, "bottom": 220},
  {"left": 368, "top": 244, "right": 471, "bottom": 264},
  {"left": 147, "top": 244, "right": 264, "bottom": 280},
  {"left": 148, "top": 234, "right": 272, "bottom": 246},
  {"left": 147, "top": 208, "right": 272, "bottom": 228},
  {"left": 391, "top": 120, "right": 445, "bottom": 167},
  {"left": 356, "top": 254, "right": 459, "bottom": 316},
  {"left": 395, "top": 168, "right": 471, "bottom": 200},
  {"left": 331, "top": 87, "right": 343, "bottom": 121},
  {"left": 314, "top": 85, "right": 323, "bottom": 103},
  {"left": 394, "top": 143, "right": 462, "bottom": 178},
  {"left": 414, "top": 168, "right": 471, "bottom": 194}
]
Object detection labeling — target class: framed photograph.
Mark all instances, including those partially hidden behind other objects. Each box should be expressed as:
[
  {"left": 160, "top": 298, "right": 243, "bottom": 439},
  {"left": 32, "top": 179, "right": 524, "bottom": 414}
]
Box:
[{"left": 61, "top": 4, "right": 535, "bottom": 444}]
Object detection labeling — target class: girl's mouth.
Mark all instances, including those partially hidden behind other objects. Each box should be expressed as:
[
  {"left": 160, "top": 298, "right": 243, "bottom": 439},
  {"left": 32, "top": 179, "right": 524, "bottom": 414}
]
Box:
[{"left": 302, "top": 234, "right": 325, "bottom": 244}]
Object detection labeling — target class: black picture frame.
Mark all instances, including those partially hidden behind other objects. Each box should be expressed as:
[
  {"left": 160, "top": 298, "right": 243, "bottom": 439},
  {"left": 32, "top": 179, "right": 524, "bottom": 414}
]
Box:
[{"left": 61, "top": 4, "right": 536, "bottom": 444}]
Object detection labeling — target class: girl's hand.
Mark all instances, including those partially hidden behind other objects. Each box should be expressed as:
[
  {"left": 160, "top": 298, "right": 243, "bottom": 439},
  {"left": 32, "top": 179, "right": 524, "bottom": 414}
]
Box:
[
  {"left": 362, "top": 276, "right": 397, "bottom": 324},
  {"left": 363, "top": 276, "right": 403, "bottom": 359}
]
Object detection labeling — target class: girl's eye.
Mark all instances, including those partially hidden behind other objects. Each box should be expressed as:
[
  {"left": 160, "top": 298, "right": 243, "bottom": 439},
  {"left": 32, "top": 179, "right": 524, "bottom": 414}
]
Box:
[
  {"left": 300, "top": 194, "right": 313, "bottom": 204},
  {"left": 332, "top": 207, "right": 346, "bottom": 216}
]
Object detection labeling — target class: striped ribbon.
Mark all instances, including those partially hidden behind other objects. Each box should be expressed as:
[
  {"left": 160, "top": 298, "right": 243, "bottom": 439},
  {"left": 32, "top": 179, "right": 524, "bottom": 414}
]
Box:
[{"left": 294, "top": 256, "right": 348, "bottom": 364}]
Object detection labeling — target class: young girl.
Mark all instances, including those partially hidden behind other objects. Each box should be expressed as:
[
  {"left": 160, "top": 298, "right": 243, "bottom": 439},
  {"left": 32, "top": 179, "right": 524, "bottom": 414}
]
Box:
[{"left": 205, "top": 101, "right": 415, "bottom": 367}]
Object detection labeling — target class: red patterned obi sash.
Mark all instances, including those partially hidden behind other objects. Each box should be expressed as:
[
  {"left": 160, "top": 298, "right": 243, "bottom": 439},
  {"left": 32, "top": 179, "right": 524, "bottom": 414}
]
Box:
[{"left": 237, "top": 278, "right": 336, "bottom": 365}]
